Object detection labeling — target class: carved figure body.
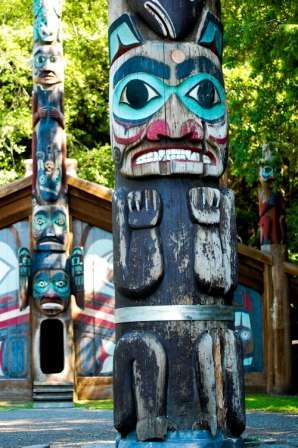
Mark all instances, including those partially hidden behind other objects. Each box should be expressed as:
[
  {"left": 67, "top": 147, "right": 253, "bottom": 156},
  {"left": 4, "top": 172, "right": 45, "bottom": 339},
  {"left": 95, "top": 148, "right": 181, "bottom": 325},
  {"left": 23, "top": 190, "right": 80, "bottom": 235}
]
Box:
[
  {"left": 32, "top": 44, "right": 66, "bottom": 203},
  {"left": 259, "top": 165, "right": 286, "bottom": 245},
  {"left": 33, "top": 85, "right": 66, "bottom": 202},
  {"left": 110, "top": 0, "right": 245, "bottom": 445}
]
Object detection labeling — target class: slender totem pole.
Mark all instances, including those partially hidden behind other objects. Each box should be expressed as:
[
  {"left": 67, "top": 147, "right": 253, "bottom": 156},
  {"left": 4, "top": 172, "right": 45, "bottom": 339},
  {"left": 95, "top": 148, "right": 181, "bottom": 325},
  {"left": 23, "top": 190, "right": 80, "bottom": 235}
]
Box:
[
  {"left": 109, "top": 0, "right": 245, "bottom": 446},
  {"left": 19, "top": 0, "right": 84, "bottom": 389}
]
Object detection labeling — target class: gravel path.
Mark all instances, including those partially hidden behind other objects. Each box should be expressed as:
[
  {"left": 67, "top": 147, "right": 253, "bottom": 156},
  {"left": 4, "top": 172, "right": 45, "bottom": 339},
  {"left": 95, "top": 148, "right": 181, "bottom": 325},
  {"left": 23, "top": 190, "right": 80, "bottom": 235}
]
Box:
[{"left": 0, "top": 407, "right": 297, "bottom": 448}]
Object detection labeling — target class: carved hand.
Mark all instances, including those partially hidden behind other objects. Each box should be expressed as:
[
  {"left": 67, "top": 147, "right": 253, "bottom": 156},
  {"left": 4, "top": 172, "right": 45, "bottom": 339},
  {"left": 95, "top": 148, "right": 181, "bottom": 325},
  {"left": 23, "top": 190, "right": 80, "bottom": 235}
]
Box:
[
  {"left": 128, "top": 190, "right": 162, "bottom": 229},
  {"left": 189, "top": 187, "right": 221, "bottom": 225}
]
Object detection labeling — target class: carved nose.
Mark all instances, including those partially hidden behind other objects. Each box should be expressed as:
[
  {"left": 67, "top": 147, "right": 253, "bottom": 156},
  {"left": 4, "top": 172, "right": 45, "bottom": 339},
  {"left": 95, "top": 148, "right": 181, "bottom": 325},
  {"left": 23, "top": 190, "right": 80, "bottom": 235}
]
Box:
[
  {"left": 146, "top": 119, "right": 204, "bottom": 142},
  {"left": 44, "top": 291, "right": 59, "bottom": 299}
]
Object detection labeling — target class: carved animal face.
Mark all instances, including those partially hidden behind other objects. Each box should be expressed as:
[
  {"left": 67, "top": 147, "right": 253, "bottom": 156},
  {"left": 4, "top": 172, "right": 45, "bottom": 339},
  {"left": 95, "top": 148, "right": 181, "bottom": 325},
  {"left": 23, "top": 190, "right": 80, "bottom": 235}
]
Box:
[
  {"left": 110, "top": 41, "right": 228, "bottom": 178},
  {"left": 33, "top": 45, "right": 64, "bottom": 85},
  {"left": 33, "top": 269, "right": 70, "bottom": 316},
  {"left": 34, "top": 0, "right": 62, "bottom": 43},
  {"left": 127, "top": 0, "right": 204, "bottom": 39},
  {"left": 33, "top": 205, "right": 68, "bottom": 251}
]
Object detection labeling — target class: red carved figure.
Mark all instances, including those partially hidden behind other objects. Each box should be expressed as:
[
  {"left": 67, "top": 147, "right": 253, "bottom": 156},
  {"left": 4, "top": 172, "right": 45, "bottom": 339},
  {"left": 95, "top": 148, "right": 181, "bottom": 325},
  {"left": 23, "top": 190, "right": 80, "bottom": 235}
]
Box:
[{"left": 259, "top": 162, "right": 286, "bottom": 245}]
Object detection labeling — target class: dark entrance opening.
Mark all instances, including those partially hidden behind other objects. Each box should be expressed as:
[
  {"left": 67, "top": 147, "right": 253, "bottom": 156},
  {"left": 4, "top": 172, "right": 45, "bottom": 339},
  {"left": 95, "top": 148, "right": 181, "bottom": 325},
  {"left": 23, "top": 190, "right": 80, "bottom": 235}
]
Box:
[{"left": 40, "top": 319, "right": 64, "bottom": 374}]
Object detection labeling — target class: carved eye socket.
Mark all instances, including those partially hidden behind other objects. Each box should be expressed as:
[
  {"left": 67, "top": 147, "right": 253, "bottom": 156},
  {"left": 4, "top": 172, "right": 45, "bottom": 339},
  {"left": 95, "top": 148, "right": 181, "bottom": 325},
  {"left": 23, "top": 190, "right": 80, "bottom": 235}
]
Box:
[
  {"left": 120, "top": 79, "right": 160, "bottom": 110},
  {"left": 34, "top": 54, "right": 47, "bottom": 68},
  {"left": 239, "top": 329, "right": 252, "bottom": 342},
  {"left": 37, "top": 280, "right": 48, "bottom": 288},
  {"left": 34, "top": 216, "right": 46, "bottom": 229},
  {"left": 55, "top": 216, "right": 65, "bottom": 227},
  {"left": 187, "top": 79, "right": 221, "bottom": 109},
  {"left": 49, "top": 55, "right": 60, "bottom": 64},
  {"left": 55, "top": 280, "right": 66, "bottom": 288}
]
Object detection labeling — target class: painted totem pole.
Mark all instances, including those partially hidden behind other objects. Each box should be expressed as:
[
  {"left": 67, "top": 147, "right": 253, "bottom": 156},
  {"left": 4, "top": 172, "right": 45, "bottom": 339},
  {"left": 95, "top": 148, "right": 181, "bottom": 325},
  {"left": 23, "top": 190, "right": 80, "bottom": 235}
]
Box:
[
  {"left": 109, "top": 0, "right": 245, "bottom": 446},
  {"left": 259, "top": 147, "right": 286, "bottom": 246},
  {"left": 258, "top": 147, "right": 291, "bottom": 394},
  {"left": 19, "top": 0, "right": 84, "bottom": 391}
]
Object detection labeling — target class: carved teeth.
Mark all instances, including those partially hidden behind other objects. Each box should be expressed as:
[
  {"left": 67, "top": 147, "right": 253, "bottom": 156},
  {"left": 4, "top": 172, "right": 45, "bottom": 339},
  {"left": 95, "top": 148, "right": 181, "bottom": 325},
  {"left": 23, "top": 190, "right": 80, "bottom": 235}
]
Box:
[
  {"left": 134, "top": 149, "right": 203, "bottom": 165},
  {"left": 203, "top": 155, "right": 212, "bottom": 164}
]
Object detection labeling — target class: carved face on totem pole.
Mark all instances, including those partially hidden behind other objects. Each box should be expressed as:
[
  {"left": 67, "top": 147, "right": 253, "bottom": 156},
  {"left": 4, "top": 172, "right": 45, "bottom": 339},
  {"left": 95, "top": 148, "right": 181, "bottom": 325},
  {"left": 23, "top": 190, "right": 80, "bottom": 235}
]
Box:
[
  {"left": 32, "top": 252, "right": 70, "bottom": 316},
  {"left": 33, "top": 205, "right": 68, "bottom": 251},
  {"left": 33, "top": 44, "right": 64, "bottom": 86},
  {"left": 109, "top": 12, "right": 227, "bottom": 178},
  {"left": 34, "top": 0, "right": 62, "bottom": 43}
]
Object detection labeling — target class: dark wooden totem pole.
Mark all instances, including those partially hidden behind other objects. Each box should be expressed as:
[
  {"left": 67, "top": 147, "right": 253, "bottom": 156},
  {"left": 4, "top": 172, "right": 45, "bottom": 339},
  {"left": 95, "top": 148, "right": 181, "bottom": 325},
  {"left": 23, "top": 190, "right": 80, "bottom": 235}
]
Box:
[
  {"left": 19, "top": 0, "right": 84, "bottom": 394},
  {"left": 109, "top": 0, "right": 245, "bottom": 446}
]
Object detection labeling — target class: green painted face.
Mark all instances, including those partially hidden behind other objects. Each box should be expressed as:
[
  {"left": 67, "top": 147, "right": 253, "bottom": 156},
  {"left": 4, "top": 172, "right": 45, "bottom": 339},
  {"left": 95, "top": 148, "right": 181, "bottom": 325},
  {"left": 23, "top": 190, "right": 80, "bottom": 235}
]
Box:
[
  {"left": 33, "top": 270, "right": 70, "bottom": 316},
  {"left": 33, "top": 205, "right": 68, "bottom": 250}
]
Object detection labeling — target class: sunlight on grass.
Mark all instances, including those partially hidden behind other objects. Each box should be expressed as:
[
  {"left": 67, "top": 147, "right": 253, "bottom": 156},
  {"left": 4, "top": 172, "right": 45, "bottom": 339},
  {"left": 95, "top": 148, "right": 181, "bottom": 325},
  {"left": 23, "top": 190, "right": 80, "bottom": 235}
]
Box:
[
  {"left": 1, "top": 396, "right": 297, "bottom": 414},
  {"left": 245, "top": 394, "right": 298, "bottom": 413},
  {"left": 0, "top": 401, "right": 33, "bottom": 411},
  {"left": 74, "top": 399, "right": 113, "bottom": 410}
]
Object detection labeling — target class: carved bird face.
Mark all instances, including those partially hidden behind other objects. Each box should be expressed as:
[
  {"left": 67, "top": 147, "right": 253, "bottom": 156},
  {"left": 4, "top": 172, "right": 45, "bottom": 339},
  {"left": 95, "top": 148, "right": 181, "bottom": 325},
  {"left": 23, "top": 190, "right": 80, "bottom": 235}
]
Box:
[{"left": 126, "top": 0, "right": 204, "bottom": 39}]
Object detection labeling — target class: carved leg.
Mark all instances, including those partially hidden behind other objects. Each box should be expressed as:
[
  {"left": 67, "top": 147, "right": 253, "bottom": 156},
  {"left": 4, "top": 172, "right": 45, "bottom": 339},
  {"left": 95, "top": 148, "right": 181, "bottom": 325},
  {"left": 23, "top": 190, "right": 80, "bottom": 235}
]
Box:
[
  {"left": 221, "top": 329, "right": 246, "bottom": 437},
  {"left": 193, "top": 331, "right": 218, "bottom": 436},
  {"left": 260, "top": 214, "right": 272, "bottom": 244},
  {"left": 194, "top": 329, "right": 245, "bottom": 438},
  {"left": 114, "top": 330, "right": 168, "bottom": 441}
]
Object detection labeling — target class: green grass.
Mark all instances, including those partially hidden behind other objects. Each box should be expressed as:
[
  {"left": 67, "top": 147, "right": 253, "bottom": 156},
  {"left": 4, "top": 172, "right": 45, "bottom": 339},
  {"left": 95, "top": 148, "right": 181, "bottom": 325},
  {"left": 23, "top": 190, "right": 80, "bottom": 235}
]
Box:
[
  {"left": 245, "top": 394, "right": 298, "bottom": 413},
  {"left": 74, "top": 399, "right": 113, "bottom": 410},
  {"left": 1, "top": 395, "right": 297, "bottom": 413},
  {"left": 0, "top": 401, "right": 33, "bottom": 411}
]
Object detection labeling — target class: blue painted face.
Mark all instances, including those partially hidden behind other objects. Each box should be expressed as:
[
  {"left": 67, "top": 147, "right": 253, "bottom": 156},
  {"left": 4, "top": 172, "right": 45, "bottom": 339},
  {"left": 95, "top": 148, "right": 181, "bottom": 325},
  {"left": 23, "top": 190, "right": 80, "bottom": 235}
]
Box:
[
  {"left": 33, "top": 205, "right": 68, "bottom": 251},
  {"left": 33, "top": 270, "right": 70, "bottom": 316}
]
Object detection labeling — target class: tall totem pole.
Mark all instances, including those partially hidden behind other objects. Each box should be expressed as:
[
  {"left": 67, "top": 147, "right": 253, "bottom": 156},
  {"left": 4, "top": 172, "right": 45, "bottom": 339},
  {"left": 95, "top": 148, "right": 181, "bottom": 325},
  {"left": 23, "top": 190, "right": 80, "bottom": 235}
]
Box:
[
  {"left": 19, "top": 0, "right": 84, "bottom": 391},
  {"left": 109, "top": 0, "right": 245, "bottom": 446}
]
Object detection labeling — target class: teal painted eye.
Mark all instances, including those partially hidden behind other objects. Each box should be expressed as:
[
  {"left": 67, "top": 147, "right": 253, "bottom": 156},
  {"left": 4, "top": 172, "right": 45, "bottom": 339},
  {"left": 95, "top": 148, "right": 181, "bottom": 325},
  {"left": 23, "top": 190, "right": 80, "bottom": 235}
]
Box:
[
  {"left": 34, "top": 54, "right": 47, "bottom": 68},
  {"left": 49, "top": 55, "right": 60, "bottom": 63},
  {"left": 187, "top": 79, "right": 221, "bottom": 109},
  {"left": 179, "top": 74, "right": 226, "bottom": 122},
  {"left": 34, "top": 215, "right": 47, "bottom": 230},
  {"left": 53, "top": 277, "right": 70, "bottom": 294},
  {"left": 55, "top": 280, "right": 66, "bottom": 288},
  {"left": 37, "top": 280, "right": 48, "bottom": 289},
  {"left": 54, "top": 215, "right": 66, "bottom": 227},
  {"left": 120, "top": 80, "right": 160, "bottom": 110},
  {"left": 113, "top": 73, "right": 166, "bottom": 123}
]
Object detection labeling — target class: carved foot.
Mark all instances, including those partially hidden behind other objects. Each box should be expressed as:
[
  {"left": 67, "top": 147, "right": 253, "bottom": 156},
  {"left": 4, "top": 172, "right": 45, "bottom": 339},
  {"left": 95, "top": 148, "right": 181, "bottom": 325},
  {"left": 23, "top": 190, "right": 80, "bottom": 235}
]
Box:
[
  {"left": 137, "top": 416, "right": 168, "bottom": 441},
  {"left": 194, "top": 329, "right": 245, "bottom": 438}
]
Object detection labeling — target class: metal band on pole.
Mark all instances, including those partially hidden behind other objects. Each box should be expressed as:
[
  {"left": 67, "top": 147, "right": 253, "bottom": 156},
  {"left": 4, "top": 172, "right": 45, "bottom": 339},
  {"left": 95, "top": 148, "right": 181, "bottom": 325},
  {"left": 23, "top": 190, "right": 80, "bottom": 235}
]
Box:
[{"left": 115, "top": 305, "right": 235, "bottom": 324}]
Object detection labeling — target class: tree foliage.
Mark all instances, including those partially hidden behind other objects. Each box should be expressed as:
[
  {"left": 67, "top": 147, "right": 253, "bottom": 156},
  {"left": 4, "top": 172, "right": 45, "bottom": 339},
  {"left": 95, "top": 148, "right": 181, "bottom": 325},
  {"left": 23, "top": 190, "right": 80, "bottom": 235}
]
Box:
[
  {"left": 0, "top": 0, "right": 297, "bottom": 258},
  {"left": 222, "top": 0, "right": 298, "bottom": 258},
  {"left": 0, "top": 0, "right": 112, "bottom": 187}
]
